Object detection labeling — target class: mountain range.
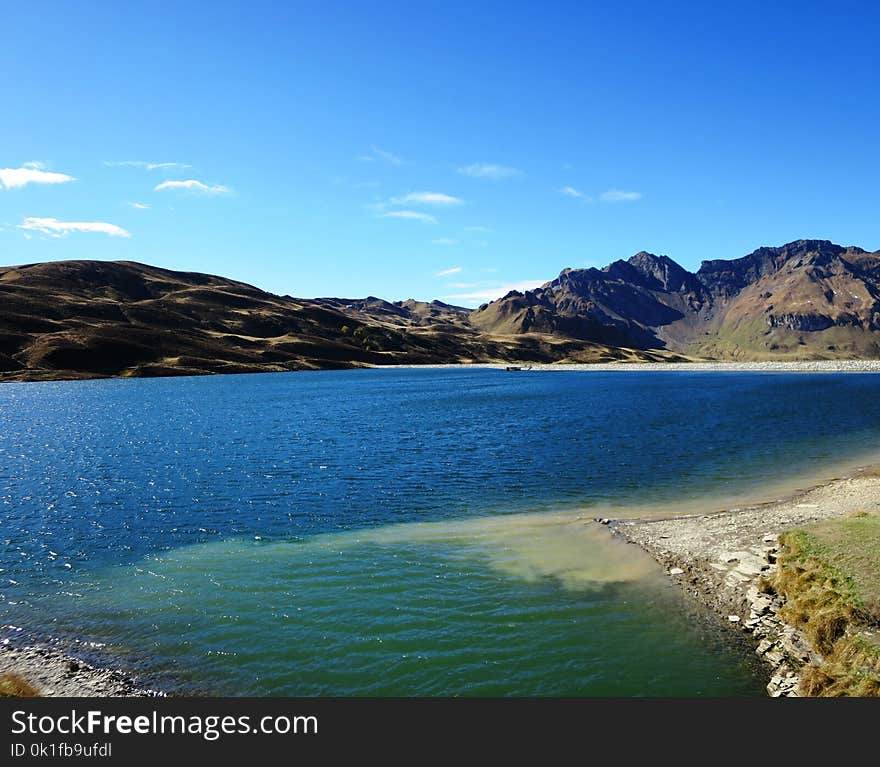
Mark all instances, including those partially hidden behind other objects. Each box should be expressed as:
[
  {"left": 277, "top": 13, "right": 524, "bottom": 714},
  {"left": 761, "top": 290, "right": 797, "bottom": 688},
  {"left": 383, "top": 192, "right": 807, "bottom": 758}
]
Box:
[
  {"left": 473, "top": 239, "right": 880, "bottom": 360},
  {"left": 1, "top": 238, "right": 878, "bottom": 381}
]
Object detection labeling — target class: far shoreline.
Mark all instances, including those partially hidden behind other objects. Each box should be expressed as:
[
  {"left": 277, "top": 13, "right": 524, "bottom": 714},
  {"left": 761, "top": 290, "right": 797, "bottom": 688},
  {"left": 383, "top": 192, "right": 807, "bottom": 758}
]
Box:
[
  {"left": 376, "top": 360, "right": 880, "bottom": 373},
  {"left": 5, "top": 358, "right": 880, "bottom": 386}
]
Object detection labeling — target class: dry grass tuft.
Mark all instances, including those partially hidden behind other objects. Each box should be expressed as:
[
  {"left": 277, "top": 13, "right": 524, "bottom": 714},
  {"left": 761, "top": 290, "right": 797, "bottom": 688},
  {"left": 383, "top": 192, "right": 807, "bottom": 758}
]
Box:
[
  {"left": 772, "top": 523, "right": 880, "bottom": 696},
  {"left": 0, "top": 672, "right": 41, "bottom": 697},
  {"left": 799, "top": 664, "right": 834, "bottom": 696}
]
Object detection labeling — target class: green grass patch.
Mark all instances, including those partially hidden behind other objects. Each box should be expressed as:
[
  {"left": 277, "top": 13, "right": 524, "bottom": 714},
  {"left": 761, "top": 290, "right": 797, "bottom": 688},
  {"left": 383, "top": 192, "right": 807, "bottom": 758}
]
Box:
[
  {"left": 804, "top": 513, "right": 880, "bottom": 620},
  {"left": 773, "top": 512, "right": 880, "bottom": 696}
]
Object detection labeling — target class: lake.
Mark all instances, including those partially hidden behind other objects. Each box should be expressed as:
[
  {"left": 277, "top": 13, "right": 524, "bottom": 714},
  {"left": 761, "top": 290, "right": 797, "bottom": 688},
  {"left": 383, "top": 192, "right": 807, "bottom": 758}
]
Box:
[{"left": 3, "top": 368, "right": 880, "bottom": 695}]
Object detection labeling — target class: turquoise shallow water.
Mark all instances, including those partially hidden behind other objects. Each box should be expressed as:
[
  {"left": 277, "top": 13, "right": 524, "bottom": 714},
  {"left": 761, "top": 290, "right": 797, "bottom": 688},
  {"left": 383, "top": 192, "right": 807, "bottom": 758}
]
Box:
[{"left": 3, "top": 368, "right": 880, "bottom": 695}]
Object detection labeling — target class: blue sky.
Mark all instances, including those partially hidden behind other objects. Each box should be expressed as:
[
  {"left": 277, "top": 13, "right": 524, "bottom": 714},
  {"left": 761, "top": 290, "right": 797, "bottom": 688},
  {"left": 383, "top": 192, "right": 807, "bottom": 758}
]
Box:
[{"left": 2, "top": 1, "right": 878, "bottom": 306}]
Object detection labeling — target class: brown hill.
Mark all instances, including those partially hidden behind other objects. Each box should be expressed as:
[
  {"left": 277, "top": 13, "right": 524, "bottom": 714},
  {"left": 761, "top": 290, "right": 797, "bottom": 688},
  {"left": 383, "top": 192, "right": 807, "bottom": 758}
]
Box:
[{"left": 0, "top": 259, "right": 685, "bottom": 382}]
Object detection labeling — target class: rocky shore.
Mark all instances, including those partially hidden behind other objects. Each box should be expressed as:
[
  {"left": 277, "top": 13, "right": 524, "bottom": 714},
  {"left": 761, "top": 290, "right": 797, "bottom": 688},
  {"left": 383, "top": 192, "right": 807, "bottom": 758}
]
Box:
[
  {"left": 611, "top": 467, "right": 880, "bottom": 696},
  {"left": 0, "top": 638, "right": 164, "bottom": 697},
  {"left": 386, "top": 360, "right": 880, "bottom": 373}
]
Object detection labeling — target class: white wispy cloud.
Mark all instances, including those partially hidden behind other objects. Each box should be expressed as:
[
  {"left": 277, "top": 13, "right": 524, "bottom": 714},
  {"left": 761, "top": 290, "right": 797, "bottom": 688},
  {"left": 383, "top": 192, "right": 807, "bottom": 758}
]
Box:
[
  {"left": 378, "top": 210, "right": 436, "bottom": 223},
  {"left": 600, "top": 189, "right": 642, "bottom": 202},
  {"left": 464, "top": 225, "right": 492, "bottom": 232},
  {"left": 560, "top": 185, "right": 586, "bottom": 198},
  {"left": 371, "top": 190, "right": 463, "bottom": 215},
  {"left": 18, "top": 216, "right": 131, "bottom": 238},
  {"left": 435, "top": 266, "right": 463, "bottom": 277},
  {"left": 359, "top": 146, "right": 404, "bottom": 165},
  {"left": 22, "top": 161, "right": 46, "bottom": 170},
  {"left": 105, "top": 160, "right": 191, "bottom": 171},
  {"left": 127, "top": 202, "right": 151, "bottom": 210},
  {"left": 432, "top": 238, "right": 458, "bottom": 245},
  {"left": 0, "top": 166, "right": 76, "bottom": 190},
  {"left": 445, "top": 279, "right": 545, "bottom": 303},
  {"left": 392, "top": 191, "right": 463, "bottom": 206},
  {"left": 457, "top": 163, "right": 522, "bottom": 179},
  {"left": 448, "top": 281, "right": 478, "bottom": 289},
  {"left": 154, "top": 179, "right": 229, "bottom": 194}
]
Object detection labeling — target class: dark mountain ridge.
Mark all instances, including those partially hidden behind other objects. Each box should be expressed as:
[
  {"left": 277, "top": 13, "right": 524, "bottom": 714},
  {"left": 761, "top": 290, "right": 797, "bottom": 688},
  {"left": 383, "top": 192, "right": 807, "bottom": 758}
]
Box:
[{"left": 472, "top": 239, "right": 880, "bottom": 359}]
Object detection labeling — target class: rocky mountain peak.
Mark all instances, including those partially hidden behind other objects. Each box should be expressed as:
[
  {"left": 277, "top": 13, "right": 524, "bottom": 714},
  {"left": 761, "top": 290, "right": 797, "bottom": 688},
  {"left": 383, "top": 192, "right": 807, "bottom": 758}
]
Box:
[{"left": 625, "top": 251, "right": 694, "bottom": 292}]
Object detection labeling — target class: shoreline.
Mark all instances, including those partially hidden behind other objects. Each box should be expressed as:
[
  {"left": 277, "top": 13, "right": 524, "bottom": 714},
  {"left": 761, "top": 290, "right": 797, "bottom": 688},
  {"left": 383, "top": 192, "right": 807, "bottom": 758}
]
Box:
[
  {"left": 377, "top": 360, "right": 880, "bottom": 373},
  {"left": 609, "top": 463, "right": 880, "bottom": 696},
  {"left": 0, "top": 636, "right": 165, "bottom": 697},
  {"left": 5, "top": 359, "right": 880, "bottom": 386},
  {"left": 3, "top": 462, "right": 879, "bottom": 698}
]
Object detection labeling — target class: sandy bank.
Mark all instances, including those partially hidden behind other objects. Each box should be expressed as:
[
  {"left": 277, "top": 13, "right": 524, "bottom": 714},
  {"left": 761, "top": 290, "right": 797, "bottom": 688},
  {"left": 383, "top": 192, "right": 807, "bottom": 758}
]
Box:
[{"left": 611, "top": 466, "right": 880, "bottom": 696}]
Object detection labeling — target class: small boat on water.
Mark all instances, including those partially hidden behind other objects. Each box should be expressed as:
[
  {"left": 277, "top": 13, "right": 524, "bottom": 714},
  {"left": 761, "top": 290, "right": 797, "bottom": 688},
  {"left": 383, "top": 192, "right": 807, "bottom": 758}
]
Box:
[{"left": 505, "top": 365, "right": 533, "bottom": 371}]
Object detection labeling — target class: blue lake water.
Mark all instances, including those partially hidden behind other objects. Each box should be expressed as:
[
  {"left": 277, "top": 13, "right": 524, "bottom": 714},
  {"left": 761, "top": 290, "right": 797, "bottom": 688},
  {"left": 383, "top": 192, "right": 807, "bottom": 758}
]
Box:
[{"left": 2, "top": 368, "right": 880, "bottom": 695}]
